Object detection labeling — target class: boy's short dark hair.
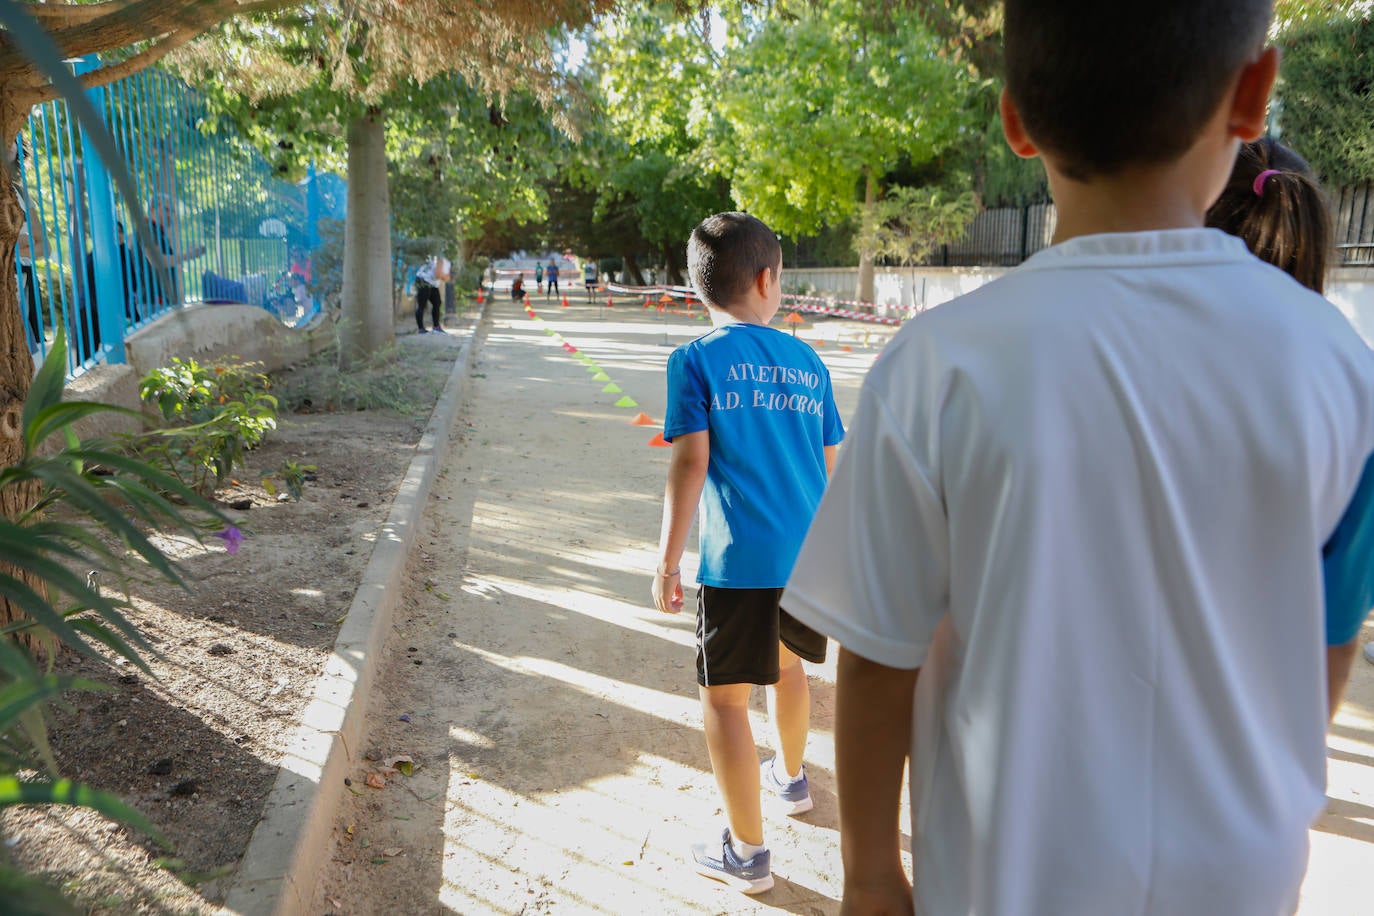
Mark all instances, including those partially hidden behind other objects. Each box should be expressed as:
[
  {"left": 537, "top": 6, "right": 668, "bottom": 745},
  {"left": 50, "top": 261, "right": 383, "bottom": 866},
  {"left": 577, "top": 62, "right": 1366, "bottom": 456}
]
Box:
[
  {"left": 1004, "top": 0, "right": 1272, "bottom": 181},
  {"left": 687, "top": 212, "right": 781, "bottom": 309}
]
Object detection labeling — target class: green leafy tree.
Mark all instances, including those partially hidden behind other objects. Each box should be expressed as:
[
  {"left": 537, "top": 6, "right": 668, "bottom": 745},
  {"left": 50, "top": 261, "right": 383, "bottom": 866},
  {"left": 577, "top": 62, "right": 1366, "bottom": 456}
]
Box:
[
  {"left": 706, "top": 0, "right": 973, "bottom": 302},
  {"left": 1276, "top": 12, "right": 1374, "bottom": 186},
  {"left": 543, "top": 2, "right": 731, "bottom": 283},
  {"left": 1273, "top": 0, "right": 1369, "bottom": 31},
  {"left": 386, "top": 82, "right": 561, "bottom": 261},
  {"left": 172, "top": 1, "right": 611, "bottom": 368},
  {"left": 856, "top": 183, "right": 980, "bottom": 269}
]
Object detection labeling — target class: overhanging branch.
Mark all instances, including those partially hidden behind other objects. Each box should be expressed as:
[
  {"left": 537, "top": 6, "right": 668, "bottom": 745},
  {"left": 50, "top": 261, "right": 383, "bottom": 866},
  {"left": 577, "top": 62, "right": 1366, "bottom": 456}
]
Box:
[
  {"left": 26, "top": 27, "right": 192, "bottom": 104},
  {"left": 23, "top": 0, "right": 137, "bottom": 28},
  {"left": 0, "top": 0, "right": 305, "bottom": 84}
]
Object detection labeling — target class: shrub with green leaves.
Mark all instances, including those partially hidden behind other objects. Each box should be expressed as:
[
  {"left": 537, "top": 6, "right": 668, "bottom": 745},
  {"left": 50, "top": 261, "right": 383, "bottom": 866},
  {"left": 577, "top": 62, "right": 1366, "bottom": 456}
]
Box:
[
  {"left": 261, "top": 460, "right": 316, "bottom": 503},
  {"left": 136, "top": 357, "right": 279, "bottom": 495}
]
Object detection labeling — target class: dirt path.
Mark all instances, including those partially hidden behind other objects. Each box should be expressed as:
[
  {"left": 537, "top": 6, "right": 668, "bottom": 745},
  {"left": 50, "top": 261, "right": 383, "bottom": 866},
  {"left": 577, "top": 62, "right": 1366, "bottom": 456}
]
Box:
[{"left": 313, "top": 295, "right": 1374, "bottom": 915}]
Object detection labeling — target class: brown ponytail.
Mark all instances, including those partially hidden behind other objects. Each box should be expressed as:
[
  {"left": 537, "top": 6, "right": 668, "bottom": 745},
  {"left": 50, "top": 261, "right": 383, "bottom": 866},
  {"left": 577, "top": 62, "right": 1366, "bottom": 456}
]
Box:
[{"left": 1205, "top": 137, "right": 1333, "bottom": 294}]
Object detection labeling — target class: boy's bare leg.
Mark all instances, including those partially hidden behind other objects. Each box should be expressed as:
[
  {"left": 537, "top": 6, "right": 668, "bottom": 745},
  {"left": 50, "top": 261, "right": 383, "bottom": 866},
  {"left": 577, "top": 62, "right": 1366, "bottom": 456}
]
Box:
[
  {"left": 699, "top": 682, "right": 764, "bottom": 846},
  {"left": 767, "top": 643, "right": 810, "bottom": 777}
]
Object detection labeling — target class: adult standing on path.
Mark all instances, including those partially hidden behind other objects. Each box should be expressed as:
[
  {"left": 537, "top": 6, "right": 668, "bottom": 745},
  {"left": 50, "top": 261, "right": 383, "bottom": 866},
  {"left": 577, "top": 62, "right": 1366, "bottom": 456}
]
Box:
[
  {"left": 545, "top": 258, "right": 560, "bottom": 300},
  {"left": 584, "top": 259, "right": 599, "bottom": 302},
  {"left": 413, "top": 255, "right": 445, "bottom": 333}
]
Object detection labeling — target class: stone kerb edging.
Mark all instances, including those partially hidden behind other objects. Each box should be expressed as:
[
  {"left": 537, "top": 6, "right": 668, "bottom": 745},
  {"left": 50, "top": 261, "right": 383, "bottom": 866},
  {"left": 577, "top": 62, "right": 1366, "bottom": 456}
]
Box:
[{"left": 223, "top": 302, "right": 491, "bottom": 915}]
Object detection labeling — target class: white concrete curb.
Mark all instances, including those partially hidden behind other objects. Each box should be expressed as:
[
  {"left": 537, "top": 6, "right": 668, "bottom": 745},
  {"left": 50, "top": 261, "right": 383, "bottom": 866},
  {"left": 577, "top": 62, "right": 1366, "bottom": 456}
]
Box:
[{"left": 224, "top": 302, "right": 490, "bottom": 914}]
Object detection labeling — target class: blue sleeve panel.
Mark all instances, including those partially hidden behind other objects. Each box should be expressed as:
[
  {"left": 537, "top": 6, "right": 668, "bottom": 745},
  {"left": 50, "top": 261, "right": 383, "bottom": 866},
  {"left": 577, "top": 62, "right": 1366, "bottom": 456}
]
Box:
[
  {"left": 662, "top": 345, "right": 709, "bottom": 443},
  {"left": 1324, "top": 451, "right": 1374, "bottom": 646}
]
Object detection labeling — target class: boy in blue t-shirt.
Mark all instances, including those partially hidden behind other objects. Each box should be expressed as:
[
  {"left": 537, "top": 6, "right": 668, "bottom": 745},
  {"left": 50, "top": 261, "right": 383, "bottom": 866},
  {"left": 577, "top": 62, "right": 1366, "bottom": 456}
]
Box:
[{"left": 652, "top": 211, "right": 844, "bottom": 894}]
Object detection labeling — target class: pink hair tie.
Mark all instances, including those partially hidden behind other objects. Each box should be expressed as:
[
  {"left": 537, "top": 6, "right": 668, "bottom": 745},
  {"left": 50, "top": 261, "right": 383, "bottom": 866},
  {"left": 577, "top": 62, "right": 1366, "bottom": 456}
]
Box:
[{"left": 1252, "top": 169, "right": 1281, "bottom": 197}]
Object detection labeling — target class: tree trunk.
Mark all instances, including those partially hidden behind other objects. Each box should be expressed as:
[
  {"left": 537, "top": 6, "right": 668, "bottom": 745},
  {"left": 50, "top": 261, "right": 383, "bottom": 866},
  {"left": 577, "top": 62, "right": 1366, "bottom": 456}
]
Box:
[
  {"left": 663, "top": 243, "right": 685, "bottom": 286},
  {"left": 856, "top": 167, "right": 877, "bottom": 307},
  {"left": 338, "top": 108, "right": 394, "bottom": 370},
  {"left": 621, "top": 250, "right": 645, "bottom": 286},
  {"left": 1, "top": 110, "right": 42, "bottom": 648}
]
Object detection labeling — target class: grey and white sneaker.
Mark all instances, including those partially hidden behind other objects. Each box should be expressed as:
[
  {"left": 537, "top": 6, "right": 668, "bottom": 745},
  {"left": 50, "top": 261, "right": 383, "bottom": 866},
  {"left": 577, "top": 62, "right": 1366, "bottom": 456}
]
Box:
[
  {"left": 761, "top": 757, "right": 813, "bottom": 815},
  {"left": 689, "top": 828, "right": 773, "bottom": 894}
]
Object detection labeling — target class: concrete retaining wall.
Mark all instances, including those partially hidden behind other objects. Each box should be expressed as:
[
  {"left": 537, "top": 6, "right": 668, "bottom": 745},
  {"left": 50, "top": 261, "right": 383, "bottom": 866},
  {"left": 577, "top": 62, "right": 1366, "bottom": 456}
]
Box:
[
  {"left": 62, "top": 304, "right": 336, "bottom": 439},
  {"left": 789, "top": 265, "right": 1374, "bottom": 344}
]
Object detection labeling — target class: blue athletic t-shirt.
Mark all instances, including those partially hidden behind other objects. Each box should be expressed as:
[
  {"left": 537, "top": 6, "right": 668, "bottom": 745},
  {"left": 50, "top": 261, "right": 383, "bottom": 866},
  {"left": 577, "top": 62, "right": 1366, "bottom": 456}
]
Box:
[
  {"left": 663, "top": 321, "right": 844, "bottom": 588},
  {"left": 1324, "top": 451, "right": 1374, "bottom": 645}
]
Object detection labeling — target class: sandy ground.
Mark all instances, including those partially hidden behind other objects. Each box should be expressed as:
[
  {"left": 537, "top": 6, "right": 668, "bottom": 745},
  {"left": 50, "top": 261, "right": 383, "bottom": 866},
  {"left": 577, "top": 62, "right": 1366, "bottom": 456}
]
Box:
[
  {"left": 313, "top": 294, "right": 1374, "bottom": 915},
  {"left": 2, "top": 324, "right": 470, "bottom": 914}
]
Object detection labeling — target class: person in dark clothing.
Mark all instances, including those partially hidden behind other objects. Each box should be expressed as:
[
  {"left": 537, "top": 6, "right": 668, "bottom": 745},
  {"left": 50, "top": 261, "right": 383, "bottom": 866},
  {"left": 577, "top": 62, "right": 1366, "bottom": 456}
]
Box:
[
  {"left": 413, "top": 256, "right": 444, "bottom": 333},
  {"left": 139, "top": 196, "right": 205, "bottom": 308},
  {"left": 78, "top": 222, "right": 140, "bottom": 361}
]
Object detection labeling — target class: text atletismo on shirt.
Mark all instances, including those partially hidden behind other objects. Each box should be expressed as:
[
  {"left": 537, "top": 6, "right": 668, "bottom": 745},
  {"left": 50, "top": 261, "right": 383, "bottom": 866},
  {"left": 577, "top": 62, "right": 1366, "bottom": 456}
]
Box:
[{"left": 712, "top": 361, "right": 827, "bottom": 416}]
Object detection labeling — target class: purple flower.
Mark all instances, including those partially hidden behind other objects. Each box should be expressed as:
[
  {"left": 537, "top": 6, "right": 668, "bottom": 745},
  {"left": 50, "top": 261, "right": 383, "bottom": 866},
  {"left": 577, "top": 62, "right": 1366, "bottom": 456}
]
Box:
[{"left": 213, "top": 526, "right": 244, "bottom": 555}]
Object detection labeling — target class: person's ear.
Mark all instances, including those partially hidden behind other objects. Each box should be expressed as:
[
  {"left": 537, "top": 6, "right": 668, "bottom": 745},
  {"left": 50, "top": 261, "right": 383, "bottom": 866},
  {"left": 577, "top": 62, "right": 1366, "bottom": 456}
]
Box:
[
  {"left": 755, "top": 266, "right": 773, "bottom": 298},
  {"left": 999, "top": 88, "right": 1040, "bottom": 159},
  {"left": 1228, "top": 45, "right": 1280, "bottom": 142}
]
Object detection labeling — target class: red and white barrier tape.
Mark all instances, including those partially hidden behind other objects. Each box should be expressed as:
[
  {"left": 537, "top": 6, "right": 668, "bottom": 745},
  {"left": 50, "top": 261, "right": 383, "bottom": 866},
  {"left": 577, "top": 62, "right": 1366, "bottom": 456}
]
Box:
[
  {"left": 599, "top": 282, "right": 910, "bottom": 325},
  {"left": 605, "top": 283, "right": 697, "bottom": 300},
  {"left": 783, "top": 295, "right": 907, "bottom": 326}
]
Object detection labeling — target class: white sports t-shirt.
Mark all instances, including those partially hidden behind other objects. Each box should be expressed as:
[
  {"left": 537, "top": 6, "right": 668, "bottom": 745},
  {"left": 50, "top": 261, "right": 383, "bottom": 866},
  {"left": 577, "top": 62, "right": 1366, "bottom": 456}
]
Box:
[{"left": 785, "top": 229, "right": 1374, "bottom": 916}]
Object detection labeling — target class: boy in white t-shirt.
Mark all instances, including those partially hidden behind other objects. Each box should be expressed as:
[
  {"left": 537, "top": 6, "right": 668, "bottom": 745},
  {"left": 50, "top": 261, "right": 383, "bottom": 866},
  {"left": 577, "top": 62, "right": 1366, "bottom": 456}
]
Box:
[{"left": 784, "top": 2, "right": 1374, "bottom": 914}]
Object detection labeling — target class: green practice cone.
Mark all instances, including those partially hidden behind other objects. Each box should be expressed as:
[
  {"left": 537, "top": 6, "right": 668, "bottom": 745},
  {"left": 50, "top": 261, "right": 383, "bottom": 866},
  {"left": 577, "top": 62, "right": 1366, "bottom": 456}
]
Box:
[
  {"left": 614, "top": 396, "right": 639, "bottom": 408},
  {"left": 602, "top": 383, "right": 622, "bottom": 393},
  {"left": 592, "top": 371, "right": 611, "bottom": 381}
]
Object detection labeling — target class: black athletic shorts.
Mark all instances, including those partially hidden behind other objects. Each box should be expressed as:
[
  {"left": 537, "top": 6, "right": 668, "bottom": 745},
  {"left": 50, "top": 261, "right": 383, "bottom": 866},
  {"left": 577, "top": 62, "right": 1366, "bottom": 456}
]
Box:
[{"left": 695, "top": 585, "right": 827, "bottom": 687}]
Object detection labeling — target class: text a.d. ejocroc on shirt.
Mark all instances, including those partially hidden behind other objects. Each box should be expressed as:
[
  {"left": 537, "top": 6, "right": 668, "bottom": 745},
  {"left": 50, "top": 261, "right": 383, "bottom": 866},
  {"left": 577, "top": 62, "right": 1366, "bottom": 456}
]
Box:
[{"left": 662, "top": 325, "right": 843, "bottom": 445}]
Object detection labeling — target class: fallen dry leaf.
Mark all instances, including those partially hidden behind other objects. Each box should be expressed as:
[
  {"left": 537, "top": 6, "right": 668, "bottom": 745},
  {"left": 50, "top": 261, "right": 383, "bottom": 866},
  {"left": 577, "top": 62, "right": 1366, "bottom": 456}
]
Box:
[
  {"left": 375, "top": 765, "right": 399, "bottom": 778},
  {"left": 364, "top": 772, "right": 386, "bottom": 790},
  {"left": 383, "top": 755, "right": 415, "bottom": 776},
  {"left": 383, "top": 847, "right": 403, "bottom": 857}
]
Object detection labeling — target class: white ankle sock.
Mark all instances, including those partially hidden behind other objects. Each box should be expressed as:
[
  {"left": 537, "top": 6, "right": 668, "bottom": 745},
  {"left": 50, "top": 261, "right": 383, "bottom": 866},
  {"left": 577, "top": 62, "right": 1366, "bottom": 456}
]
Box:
[
  {"left": 731, "top": 835, "right": 766, "bottom": 860},
  {"left": 773, "top": 756, "right": 801, "bottom": 782}
]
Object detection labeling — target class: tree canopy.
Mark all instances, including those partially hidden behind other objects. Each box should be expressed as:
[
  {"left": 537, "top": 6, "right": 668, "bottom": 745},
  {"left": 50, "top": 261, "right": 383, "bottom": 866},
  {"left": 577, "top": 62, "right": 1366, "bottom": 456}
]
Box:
[{"left": 1276, "top": 11, "right": 1374, "bottom": 186}]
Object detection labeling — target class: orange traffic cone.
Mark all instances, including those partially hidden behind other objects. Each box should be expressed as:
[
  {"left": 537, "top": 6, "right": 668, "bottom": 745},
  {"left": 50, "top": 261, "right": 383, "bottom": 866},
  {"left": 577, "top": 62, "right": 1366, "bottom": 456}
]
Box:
[
  {"left": 643, "top": 296, "right": 651, "bottom": 309},
  {"left": 630, "top": 412, "right": 656, "bottom": 426},
  {"left": 648, "top": 432, "right": 670, "bottom": 447},
  {"left": 562, "top": 296, "right": 570, "bottom": 308},
  {"left": 476, "top": 288, "right": 485, "bottom": 304},
  {"left": 607, "top": 295, "right": 614, "bottom": 308},
  {"left": 840, "top": 345, "right": 853, "bottom": 352}
]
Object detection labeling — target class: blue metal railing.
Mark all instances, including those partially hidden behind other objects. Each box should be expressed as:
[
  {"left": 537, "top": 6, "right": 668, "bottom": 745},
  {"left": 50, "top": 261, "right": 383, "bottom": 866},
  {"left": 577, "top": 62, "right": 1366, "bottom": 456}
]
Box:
[{"left": 12, "top": 59, "right": 345, "bottom": 377}]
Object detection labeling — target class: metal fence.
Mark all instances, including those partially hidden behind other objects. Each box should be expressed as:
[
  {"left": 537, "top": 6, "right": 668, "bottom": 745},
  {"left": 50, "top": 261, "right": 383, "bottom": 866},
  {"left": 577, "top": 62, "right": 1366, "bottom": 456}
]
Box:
[
  {"left": 923, "top": 190, "right": 1374, "bottom": 269},
  {"left": 930, "top": 203, "right": 1058, "bottom": 267},
  {"left": 13, "top": 59, "right": 344, "bottom": 378},
  {"left": 1333, "top": 184, "right": 1374, "bottom": 266}
]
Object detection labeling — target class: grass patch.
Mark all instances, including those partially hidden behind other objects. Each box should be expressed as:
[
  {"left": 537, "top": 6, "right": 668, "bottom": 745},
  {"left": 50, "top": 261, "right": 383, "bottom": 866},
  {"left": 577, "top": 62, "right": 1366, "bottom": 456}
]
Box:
[{"left": 273, "top": 343, "right": 452, "bottom": 416}]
